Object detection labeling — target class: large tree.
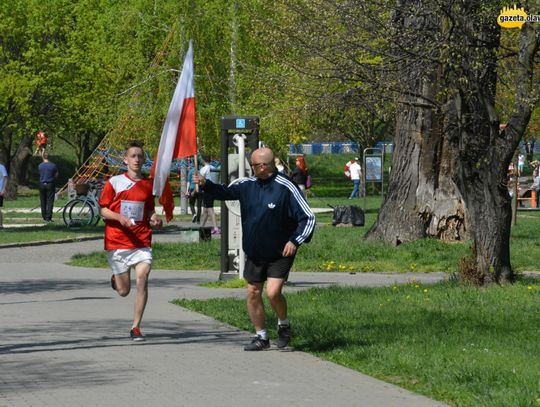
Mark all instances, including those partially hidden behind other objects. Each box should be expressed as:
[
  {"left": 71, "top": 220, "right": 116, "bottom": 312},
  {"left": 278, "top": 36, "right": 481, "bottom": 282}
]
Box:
[
  {"left": 251, "top": 0, "right": 539, "bottom": 284},
  {"left": 368, "top": 0, "right": 539, "bottom": 284},
  {"left": 244, "top": 0, "right": 396, "bottom": 152}
]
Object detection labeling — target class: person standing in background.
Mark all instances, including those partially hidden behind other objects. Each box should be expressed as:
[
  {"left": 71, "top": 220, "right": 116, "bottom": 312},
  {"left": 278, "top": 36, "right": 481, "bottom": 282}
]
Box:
[
  {"left": 0, "top": 161, "right": 8, "bottom": 228},
  {"left": 291, "top": 156, "right": 308, "bottom": 197},
  {"left": 199, "top": 155, "right": 219, "bottom": 234},
  {"left": 531, "top": 166, "right": 540, "bottom": 208},
  {"left": 34, "top": 131, "right": 48, "bottom": 156},
  {"left": 348, "top": 157, "right": 362, "bottom": 199},
  {"left": 274, "top": 157, "right": 285, "bottom": 173},
  {"left": 518, "top": 153, "right": 525, "bottom": 176},
  {"left": 186, "top": 165, "right": 202, "bottom": 223},
  {"left": 38, "top": 152, "right": 58, "bottom": 222}
]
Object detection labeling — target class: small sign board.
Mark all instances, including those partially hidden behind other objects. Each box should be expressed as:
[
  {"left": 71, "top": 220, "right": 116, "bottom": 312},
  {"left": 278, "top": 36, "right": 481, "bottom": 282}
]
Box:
[
  {"left": 365, "top": 156, "right": 383, "bottom": 182},
  {"left": 236, "top": 118, "right": 246, "bottom": 129}
]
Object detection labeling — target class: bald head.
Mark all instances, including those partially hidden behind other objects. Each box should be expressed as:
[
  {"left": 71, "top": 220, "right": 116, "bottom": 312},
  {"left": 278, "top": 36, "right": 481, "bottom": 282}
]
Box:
[
  {"left": 252, "top": 148, "right": 274, "bottom": 163},
  {"left": 251, "top": 148, "right": 276, "bottom": 179}
]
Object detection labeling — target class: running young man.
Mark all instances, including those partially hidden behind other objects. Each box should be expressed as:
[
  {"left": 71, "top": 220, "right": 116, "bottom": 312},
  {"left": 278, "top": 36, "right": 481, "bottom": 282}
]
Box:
[
  {"left": 194, "top": 147, "right": 315, "bottom": 350},
  {"left": 99, "top": 140, "right": 162, "bottom": 341}
]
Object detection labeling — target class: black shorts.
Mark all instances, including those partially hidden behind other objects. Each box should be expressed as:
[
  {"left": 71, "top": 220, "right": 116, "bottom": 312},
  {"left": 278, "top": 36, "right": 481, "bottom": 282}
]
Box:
[
  {"left": 0, "top": 195, "right": 3, "bottom": 207},
  {"left": 203, "top": 192, "right": 214, "bottom": 208},
  {"left": 244, "top": 255, "right": 295, "bottom": 283}
]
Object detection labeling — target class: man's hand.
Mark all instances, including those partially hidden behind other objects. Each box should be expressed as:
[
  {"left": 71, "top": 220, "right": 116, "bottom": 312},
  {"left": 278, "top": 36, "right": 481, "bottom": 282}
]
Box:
[
  {"left": 282, "top": 241, "right": 297, "bottom": 257},
  {"left": 118, "top": 214, "right": 134, "bottom": 228},
  {"left": 150, "top": 213, "right": 163, "bottom": 229}
]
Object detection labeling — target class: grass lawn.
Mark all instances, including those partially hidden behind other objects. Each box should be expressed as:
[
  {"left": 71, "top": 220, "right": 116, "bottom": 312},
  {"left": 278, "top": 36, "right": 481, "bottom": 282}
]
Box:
[
  {"left": 174, "top": 278, "right": 540, "bottom": 407},
  {"left": 0, "top": 223, "right": 103, "bottom": 244},
  {"left": 63, "top": 207, "right": 540, "bottom": 274},
  {"left": 5, "top": 154, "right": 540, "bottom": 406}
]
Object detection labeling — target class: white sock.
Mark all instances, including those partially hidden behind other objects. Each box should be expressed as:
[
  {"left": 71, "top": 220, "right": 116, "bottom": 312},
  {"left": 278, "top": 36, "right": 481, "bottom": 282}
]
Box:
[
  {"left": 256, "top": 329, "right": 268, "bottom": 340},
  {"left": 278, "top": 319, "right": 290, "bottom": 327}
]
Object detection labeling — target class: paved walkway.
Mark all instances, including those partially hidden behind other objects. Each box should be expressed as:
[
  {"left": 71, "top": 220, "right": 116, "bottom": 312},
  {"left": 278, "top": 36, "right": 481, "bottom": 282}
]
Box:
[{"left": 0, "top": 237, "right": 449, "bottom": 407}]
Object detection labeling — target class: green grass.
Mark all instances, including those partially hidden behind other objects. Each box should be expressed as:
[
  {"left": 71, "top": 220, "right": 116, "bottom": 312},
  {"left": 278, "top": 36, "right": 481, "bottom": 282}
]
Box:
[
  {"left": 174, "top": 278, "right": 540, "bottom": 407},
  {"left": 0, "top": 223, "right": 103, "bottom": 244},
  {"left": 2, "top": 188, "right": 70, "bottom": 209},
  {"left": 199, "top": 278, "right": 247, "bottom": 288},
  {"left": 66, "top": 239, "right": 221, "bottom": 269},
  {"left": 4, "top": 163, "right": 540, "bottom": 275},
  {"left": 63, "top": 208, "right": 540, "bottom": 274},
  {"left": 306, "top": 153, "right": 392, "bottom": 197}
]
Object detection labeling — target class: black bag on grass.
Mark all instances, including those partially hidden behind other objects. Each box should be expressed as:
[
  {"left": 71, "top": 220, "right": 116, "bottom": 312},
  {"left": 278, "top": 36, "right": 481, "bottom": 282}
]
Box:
[{"left": 332, "top": 205, "right": 364, "bottom": 227}]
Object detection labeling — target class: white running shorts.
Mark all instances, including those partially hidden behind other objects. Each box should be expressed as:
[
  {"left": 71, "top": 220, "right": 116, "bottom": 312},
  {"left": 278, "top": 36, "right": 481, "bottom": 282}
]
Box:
[{"left": 107, "top": 247, "right": 153, "bottom": 275}]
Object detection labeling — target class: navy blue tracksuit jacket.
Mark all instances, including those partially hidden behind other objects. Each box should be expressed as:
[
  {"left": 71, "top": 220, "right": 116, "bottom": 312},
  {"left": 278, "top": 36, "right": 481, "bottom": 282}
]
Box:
[{"left": 203, "top": 171, "right": 315, "bottom": 261}]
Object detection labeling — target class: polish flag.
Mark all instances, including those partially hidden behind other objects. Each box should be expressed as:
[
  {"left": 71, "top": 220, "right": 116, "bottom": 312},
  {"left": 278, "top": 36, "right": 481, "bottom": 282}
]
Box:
[{"left": 152, "top": 40, "right": 197, "bottom": 222}]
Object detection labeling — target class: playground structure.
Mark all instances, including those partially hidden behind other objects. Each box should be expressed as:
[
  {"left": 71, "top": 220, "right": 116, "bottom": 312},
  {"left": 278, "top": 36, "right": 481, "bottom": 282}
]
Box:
[
  {"left": 57, "top": 142, "right": 186, "bottom": 197},
  {"left": 56, "top": 30, "right": 189, "bottom": 199}
]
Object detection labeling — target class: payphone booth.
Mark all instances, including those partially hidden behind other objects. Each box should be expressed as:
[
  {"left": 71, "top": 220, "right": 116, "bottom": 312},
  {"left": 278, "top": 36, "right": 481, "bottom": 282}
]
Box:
[{"left": 220, "top": 116, "right": 259, "bottom": 279}]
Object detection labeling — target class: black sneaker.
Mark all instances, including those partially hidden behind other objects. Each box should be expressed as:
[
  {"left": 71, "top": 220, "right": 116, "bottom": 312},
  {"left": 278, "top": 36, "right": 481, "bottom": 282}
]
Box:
[
  {"left": 111, "top": 275, "right": 117, "bottom": 291},
  {"left": 244, "top": 335, "right": 270, "bottom": 351},
  {"left": 130, "top": 327, "right": 145, "bottom": 342},
  {"left": 277, "top": 324, "right": 292, "bottom": 348}
]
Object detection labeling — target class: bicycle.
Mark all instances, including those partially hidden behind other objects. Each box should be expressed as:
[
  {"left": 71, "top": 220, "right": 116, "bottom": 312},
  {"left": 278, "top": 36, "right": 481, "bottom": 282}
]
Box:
[{"left": 62, "top": 182, "right": 102, "bottom": 227}]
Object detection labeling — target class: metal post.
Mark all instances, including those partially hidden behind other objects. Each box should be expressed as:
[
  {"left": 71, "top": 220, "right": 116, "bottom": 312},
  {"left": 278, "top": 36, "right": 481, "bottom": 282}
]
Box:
[
  {"left": 180, "top": 164, "right": 188, "bottom": 214},
  {"left": 220, "top": 126, "right": 229, "bottom": 279},
  {"left": 233, "top": 133, "right": 246, "bottom": 279}
]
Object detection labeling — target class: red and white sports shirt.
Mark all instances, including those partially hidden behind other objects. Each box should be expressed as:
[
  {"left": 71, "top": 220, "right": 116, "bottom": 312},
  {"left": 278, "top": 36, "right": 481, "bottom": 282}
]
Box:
[{"left": 99, "top": 174, "right": 156, "bottom": 250}]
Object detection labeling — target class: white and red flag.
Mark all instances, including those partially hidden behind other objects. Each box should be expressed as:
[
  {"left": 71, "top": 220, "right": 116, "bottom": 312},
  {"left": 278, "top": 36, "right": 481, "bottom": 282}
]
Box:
[{"left": 152, "top": 40, "right": 197, "bottom": 221}]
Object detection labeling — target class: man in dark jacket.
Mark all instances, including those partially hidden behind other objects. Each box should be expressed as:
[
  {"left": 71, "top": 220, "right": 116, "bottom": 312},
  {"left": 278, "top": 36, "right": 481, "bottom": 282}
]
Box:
[
  {"left": 195, "top": 147, "right": 315, "bottom": 351},
  {"left": 38, "top": 152, "right": 58, "bottom": 222}
]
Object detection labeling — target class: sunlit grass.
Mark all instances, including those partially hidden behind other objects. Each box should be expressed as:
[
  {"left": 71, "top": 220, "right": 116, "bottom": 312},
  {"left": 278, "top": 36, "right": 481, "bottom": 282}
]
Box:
[
  {"left": 64, "top": 209, "right": 540, "bottom": 274},
  {"left": 174, "top": 278, "right": 540, "bottom": 407},
  {"left": 67, "top": 240, "right": 221, "bottom": 270}
]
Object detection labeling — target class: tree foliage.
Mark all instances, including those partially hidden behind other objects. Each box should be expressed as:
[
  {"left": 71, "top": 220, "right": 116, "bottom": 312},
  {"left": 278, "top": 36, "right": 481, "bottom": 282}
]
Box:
[
  {"left": 243, "top": 0, "right": 396, "bottom": 153},
  {"left": 244, "top": 0, "right": 540, "bottom": 285},
  {"left": 0, "top": 0, "right": 268, "bottom": 183}
]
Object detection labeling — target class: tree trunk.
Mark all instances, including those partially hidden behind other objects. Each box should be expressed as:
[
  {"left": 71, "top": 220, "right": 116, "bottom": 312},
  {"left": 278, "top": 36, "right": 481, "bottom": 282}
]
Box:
[
  {"left": 449, "top": 20, "right": 539, "bottom": 284},
  {"left": 368, "top": 1, "right": 538, "bottom": 285},
  {"left": 10, "top": 136, "right": 33, "bottom": 187},
  {"left": 368, "top": 88, "right": 468, "bottom": 244},
  {"left": 367, "top": 2, "right": 468, "bottom": 245},
  {"left": 450, "top": 97, "right": 514, "bottom": 283}
]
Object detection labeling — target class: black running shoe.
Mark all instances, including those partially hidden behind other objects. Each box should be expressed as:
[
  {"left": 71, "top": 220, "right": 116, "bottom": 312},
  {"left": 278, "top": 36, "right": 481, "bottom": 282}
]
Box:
[
  {"left": 244, "top": 335, "right": 270, "bottom": 351},
  {"left": 130, "top": 327, "right": 145, "bottom": 342},
  {"left": 277, "top": 324, "right": 292, "bottom": 348},
  {"left": 111, "top": 275, "right": 117, "bottom": 291}
]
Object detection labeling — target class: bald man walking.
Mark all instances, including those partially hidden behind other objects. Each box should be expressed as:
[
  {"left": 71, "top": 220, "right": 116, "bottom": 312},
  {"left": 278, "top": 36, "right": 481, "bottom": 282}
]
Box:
[{"left": 195, "top": 148, "right": 315, "bottom": 350}]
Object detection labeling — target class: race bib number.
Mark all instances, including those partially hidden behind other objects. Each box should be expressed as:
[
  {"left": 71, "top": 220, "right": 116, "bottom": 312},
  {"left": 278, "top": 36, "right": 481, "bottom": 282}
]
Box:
[{"left": 120, "top": 200, "right": 144, "bottom": 221}]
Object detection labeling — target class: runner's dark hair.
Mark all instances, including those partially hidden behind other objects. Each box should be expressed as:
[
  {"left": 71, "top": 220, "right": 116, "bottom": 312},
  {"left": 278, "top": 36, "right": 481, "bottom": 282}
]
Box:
[{"left": 125, "top": 140, "right": 144, "bottom": 151}]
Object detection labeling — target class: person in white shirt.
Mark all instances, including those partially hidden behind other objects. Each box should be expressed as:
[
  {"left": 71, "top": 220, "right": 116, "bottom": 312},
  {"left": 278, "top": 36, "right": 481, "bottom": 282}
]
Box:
[
  {"left": 199, "top": 156, "right": 220, "bottom": 234},
  {"left": 348, "top": 157, "right": 362, "bottom": 199},
  {"left": 274, "top": 157, "right": 285, "bottom": 173},
  {"left": 518, "top": 154, "right": 525, "bottom": 176},
  {"left": 0, "top": 162, "right": 7, "bottom": 228}
]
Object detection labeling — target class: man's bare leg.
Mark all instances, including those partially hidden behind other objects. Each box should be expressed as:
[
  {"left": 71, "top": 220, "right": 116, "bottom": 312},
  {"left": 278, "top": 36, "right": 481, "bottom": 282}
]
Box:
[
  {"left": 133, "top": 262, "right": 151, "bottom": 328},
  {"left": 266, "top": 278, "right": 287, "bottom": 320},
  {"left": 246, "top": 282, "right": 265, "bottom": 330}
]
